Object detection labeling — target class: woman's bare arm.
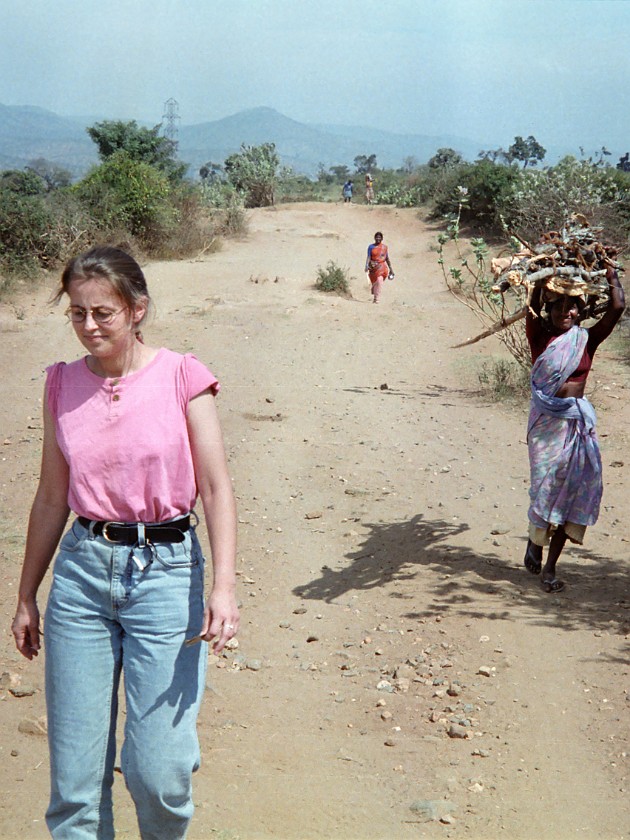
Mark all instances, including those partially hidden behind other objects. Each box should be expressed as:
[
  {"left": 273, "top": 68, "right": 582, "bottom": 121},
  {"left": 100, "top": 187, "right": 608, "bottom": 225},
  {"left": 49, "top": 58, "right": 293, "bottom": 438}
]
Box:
[
  {"left": 588, "top": 267, "right": 626, "bottom": 345},
  {"left": 12, "top": 397, "right": 70, "bottom": 659},
  {"left": 186, "top": 390, "right": 238, "bottom": 653}
]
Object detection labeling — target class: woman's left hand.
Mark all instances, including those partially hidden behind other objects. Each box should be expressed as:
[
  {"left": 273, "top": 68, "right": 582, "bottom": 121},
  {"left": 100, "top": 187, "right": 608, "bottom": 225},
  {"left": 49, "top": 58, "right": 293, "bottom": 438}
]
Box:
[{"left": 200, "top": 587, "right": 239, "bottom": 653}]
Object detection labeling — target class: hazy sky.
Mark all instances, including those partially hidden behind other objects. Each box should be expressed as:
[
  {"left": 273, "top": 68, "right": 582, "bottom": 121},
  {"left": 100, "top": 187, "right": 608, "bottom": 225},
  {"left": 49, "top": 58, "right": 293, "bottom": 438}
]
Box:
[{"left": 1, "top": 0, "right": 629, "bottom": 153}]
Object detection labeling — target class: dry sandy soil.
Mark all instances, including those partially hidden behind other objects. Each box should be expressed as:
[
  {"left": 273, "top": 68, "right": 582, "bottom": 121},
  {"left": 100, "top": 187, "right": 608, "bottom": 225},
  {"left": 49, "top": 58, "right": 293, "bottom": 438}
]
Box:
[{"left": 0, "top": 202, "right": 629, "bottom": 840}]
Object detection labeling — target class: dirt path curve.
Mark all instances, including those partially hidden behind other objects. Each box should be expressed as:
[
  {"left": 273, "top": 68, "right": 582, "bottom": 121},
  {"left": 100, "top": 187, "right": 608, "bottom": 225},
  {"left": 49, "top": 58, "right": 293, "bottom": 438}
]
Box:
[{"left": 0, "top": 202, "right": 628, "bottom": 839}]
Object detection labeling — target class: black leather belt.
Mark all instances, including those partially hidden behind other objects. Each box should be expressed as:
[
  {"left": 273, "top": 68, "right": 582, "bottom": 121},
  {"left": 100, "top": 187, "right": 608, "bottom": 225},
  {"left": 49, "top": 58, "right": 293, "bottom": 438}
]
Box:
[{"left": 78, "top": 516, "right": 190, "bottom": 544}]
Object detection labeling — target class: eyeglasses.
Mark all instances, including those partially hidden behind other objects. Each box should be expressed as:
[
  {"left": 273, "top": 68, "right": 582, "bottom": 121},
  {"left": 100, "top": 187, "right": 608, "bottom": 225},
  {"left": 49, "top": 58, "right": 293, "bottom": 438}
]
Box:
[{"left": 65, "top": 306, "right": 127, "bottom": 325}]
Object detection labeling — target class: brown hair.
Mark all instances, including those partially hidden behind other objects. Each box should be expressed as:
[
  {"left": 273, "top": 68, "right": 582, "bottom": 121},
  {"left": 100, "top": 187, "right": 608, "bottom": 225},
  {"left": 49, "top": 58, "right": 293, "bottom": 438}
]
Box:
[{"left": 52, "top": 246, "right": 152, "bottom": 333}]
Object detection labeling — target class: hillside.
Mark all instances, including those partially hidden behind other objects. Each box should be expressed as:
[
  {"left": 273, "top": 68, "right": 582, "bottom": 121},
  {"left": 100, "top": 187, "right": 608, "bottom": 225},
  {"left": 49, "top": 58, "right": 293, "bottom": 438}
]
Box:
[
  {"left": 0, "top": 102, "right": 486, "bottom": 179},
  {"left": 178, "top": 106, "right": 486, "bottom": 176},
  {"left": 0, "top": 104, "right": 97, "bottom": 176},
  {"left": 0, "top": 102, "right": 600, "bottom": 180}
]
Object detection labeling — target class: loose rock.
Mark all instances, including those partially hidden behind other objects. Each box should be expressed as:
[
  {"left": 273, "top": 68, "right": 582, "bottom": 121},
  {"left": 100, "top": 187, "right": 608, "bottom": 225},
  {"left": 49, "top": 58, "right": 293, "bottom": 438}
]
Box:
[
  {"left": 18, "top": 716, "right": 47, "bottom": 736},
  {"left": 409, "top": 799, "right": 457, "bottom": 822},
  {"left": 9, "top": 686, "right": 36, "bottom": 698},
  {"left": 447, "top": 723, "right": 470, "bottom": 739}
]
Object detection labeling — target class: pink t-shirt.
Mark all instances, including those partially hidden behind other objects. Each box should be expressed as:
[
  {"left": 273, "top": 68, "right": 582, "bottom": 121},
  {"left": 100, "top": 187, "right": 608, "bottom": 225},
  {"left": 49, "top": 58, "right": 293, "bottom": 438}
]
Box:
[{"left": 46, "top": 348, "right": 220, "bottom": 522}]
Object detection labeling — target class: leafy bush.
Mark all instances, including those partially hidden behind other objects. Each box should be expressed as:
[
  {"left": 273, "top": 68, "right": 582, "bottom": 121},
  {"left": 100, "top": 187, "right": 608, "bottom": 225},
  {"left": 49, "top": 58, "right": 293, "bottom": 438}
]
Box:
[
  {"left": 0, "top": 189, "right": 60, "bottom": 277},
  {"left": 74, "top": 151, "right": 177, "bottom": 247},
  {"left": 315, "top": 261, "right": 351, "bottom": 296},
  {"left": 276, "top": 168, "right": 320, "bottom": 202},
  {"left": 504, "top": 156, "right": 627, "bottom": 242},
  {"left": 375, "top": 182, "right": 430, "bottom": 208},
  {"left": 459, "top": 161, "right": 521, "bottom": 224},
  {"left": 224, "top": 143, "right": 279, "bottom": 207},
  {"left": 0, "top": 169, "right": 47, "bottom": 195},
  {"left": 430, "top": 161, "right": 521, "bottom": 228}
]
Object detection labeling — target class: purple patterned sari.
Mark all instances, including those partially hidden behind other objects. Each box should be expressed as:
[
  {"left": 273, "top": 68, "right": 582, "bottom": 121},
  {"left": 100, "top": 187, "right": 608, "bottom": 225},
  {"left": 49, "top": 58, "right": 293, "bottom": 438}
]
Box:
[{"left": 527, "top": 326, "right": 602, "bottom": 531}]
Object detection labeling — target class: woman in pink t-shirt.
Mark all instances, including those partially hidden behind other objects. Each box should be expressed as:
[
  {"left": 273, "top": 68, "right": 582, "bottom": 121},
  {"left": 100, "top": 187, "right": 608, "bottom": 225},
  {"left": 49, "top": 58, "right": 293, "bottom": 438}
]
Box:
[{"left": 11, "top": 246, "right": 238, "bottom": 839}]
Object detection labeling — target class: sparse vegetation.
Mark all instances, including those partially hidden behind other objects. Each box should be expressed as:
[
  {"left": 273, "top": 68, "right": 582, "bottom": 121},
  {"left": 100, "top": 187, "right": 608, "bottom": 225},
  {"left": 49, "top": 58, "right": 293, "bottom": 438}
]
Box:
[
  {"left": 477, "top": 356, "right": 530, "bottom": 401},
  {"left": 315, "top": 261, "right": 351, "bottom": 296}
]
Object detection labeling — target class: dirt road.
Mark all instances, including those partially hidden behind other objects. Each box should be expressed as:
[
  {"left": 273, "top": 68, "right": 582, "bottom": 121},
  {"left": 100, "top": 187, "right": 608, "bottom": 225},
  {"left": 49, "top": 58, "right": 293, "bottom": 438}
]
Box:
[{"left": 0, "top": 202, "right": 628, "bottom": 839}]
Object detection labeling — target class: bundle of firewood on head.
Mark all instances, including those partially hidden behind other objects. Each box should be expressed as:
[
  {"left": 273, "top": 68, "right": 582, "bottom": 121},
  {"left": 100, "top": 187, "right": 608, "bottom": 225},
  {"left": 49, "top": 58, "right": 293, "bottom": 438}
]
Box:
[{"left": 456, "top": 214, "right": 623, "bottom": 347}]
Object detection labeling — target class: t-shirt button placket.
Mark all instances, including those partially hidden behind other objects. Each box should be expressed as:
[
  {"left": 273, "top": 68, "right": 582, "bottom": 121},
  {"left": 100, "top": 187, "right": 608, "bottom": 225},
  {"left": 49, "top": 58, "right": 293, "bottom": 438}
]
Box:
[{"left": 111, "top": 380, "right": 121, "bottom": 411}]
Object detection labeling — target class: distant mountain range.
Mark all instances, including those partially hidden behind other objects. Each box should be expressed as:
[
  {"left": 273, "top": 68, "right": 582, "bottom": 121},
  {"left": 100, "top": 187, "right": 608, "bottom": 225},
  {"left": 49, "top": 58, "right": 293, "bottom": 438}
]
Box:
[
  {"left": 0, "top": 102, "right": 596, "bottom": 180},
  {"left": 177, "top": 106, "right": 489, "bottom": 176},
  {"left": 0, "top": 103, "right": 491, "bottom": 179},
  {"left": 0, "top": 103, "right": 96, "bottom": 176}
]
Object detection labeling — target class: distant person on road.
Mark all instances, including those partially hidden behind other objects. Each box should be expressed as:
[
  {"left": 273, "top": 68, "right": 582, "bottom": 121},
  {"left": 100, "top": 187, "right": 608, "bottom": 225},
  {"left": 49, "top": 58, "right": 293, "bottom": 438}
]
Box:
[
  {"left": 365, "top": 172, "right": 374, "bottom": 204},
  {"left": 11, "top": 246, "right": 238, "bottom": 838},
  {"left": 342, "top": 179, "right": 353, "bottom": 203},
  {"left": 365, "top": 231, "right": 394, "bottom": 304},
  {"left": 523, "top": 268, "right": 625, "bottom": 592}
]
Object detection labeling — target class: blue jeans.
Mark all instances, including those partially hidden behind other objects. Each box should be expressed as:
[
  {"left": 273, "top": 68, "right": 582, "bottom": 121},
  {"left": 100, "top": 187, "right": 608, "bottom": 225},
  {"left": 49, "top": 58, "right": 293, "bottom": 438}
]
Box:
[{"left": 44, "top": 519, "right": 207, "bottom": 840}]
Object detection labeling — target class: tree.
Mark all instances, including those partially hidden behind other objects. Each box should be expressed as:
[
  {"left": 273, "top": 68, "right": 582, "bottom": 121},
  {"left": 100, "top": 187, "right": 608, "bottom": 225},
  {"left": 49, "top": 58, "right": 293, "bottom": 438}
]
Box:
[
  {"left": 316, "top": 163, "right": 335, "bottom": 185},
  {"left": 224, "top": 143, "right": 279, "bottom": 207},
  {"left": 578, "top": 146, "right": 611, "bottom": 168},
  {"left": 617, "top": 153, "right": 630, "bottom": 172},
  {"left": 26, "top": 158, "right": 72, "bottom": 190},
  {"left": 199, "top": 161, "right": 224, "bottom": 183},
  {"left": 86, "top": 120, "right": 186, "bottom": 181},
  {"left": 478, "top": 148, "right": 508, "bottom": 164},
  {"left": 353, "top": 154, "right": 377, "bottom": 174},
  {"left": 505, "top": 135, "right": 546, "bottom": 168},
  {"left": 428, "top": 148, "right": 463, "bottom": 169},
  {"left": 328, "top": 165, "right": 350, "bottom": 182},
  {"left": 402, "top": 155, "right": 418, "bottom": 174}
]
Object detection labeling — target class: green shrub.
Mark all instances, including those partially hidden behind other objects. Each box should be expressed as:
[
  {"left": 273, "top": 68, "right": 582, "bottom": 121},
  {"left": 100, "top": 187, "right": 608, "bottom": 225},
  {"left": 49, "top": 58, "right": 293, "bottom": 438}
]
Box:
[
  {"left": 431, "top": 161, "right": 520, "bottom": 228},
  {"left": 276, "top": 169, "right": 320, "bottom": 202},
  {"left": 0, "top": 189, "right": 60, "bottom": 276},
  {"left": 224, "top": 143, "right": 279, "bottom": 207},
  {"left": 74, "top": 151, "right": 177, "bottom": 247},
  {"left": 315, "top": 261, "right": 351, "bottom": 296},
  {"left": 504, "top": 156, "right": 626, "bottom": 241},
  {"left": 0, "top": 169, "right": 46, "bottom": 195}
]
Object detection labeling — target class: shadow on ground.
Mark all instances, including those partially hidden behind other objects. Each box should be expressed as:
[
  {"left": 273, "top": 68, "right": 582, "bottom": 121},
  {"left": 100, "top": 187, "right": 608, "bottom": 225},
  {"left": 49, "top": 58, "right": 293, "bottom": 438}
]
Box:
[{"left": 293, "top": 513, "right": 630, "bottom": 642}]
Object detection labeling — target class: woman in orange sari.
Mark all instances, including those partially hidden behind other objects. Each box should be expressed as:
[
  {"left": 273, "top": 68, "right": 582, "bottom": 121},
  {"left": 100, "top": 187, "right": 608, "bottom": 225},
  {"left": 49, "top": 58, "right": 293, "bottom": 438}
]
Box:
[{"left": 365, "top": 231, "right": 394, "bottom": 304}]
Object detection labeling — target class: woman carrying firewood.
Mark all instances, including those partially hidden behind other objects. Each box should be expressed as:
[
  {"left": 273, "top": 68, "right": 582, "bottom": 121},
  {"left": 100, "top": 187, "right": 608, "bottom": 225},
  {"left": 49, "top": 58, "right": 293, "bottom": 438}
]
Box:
[{"left": 523, "top": 267, "right": 625, "bottom": 592}]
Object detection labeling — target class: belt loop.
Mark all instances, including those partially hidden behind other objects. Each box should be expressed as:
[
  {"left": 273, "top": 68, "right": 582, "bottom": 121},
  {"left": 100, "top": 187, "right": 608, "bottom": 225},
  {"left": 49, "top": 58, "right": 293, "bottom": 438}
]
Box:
[
  {"left": 137, "top": 523, "right": 146, "bottom": 547},
  {"left": 88, "top": 519, "right": 97, "bottom": 538}
]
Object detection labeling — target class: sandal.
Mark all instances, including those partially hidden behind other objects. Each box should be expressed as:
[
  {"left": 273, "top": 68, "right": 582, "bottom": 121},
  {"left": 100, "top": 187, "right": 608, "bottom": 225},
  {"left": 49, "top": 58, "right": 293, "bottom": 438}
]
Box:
[{"left": 541, "top": 577, "right": 565, "bottom": 593}]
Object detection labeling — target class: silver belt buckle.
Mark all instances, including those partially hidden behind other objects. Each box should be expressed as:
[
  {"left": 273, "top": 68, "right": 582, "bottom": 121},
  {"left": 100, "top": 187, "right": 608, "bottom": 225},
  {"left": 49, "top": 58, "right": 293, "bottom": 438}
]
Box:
[{"left": 102, "top": 521, "right": 125, "bottom": 542}]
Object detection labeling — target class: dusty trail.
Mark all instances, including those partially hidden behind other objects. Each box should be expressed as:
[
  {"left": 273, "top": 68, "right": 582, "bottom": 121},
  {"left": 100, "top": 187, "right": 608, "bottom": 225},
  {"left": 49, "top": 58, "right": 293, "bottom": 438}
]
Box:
[{"left": 0, "top": 202, "right": 628, "bottom": 839}]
